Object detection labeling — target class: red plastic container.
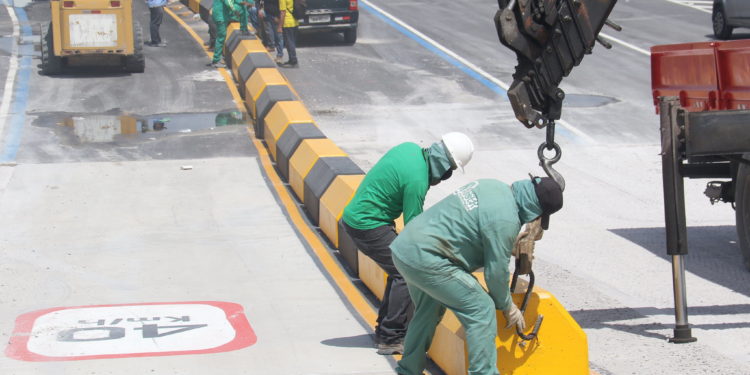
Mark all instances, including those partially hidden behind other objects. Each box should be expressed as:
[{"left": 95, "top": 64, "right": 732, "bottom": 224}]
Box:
[{"left": 651, "top": 39, "right": 750, "bottom": 113}]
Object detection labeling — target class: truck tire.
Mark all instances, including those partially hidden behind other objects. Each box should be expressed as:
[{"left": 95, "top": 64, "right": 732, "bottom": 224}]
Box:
[
  {"left": 124, "top": 21, "right": 145, "bottom": 73},
  {"left": 40, "top": 23, "right": 63, "bottom": 75},
  {"left": 737, "top": 158, "right": 750, "bottom": 271},
  {"left": 713, "top": 5, "right": 733, "bottom": 40},
  {"left": 343, "top": 27, "right": 357, "bottom": 45}
]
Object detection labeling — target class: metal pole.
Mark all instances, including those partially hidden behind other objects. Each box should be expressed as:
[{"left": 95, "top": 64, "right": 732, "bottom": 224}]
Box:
[{"left": 659, "top": 97, "right": 697, "bottom": 343}]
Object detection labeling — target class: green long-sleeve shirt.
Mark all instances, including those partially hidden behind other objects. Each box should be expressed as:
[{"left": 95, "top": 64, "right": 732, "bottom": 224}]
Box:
[
  {"left": 343, "top": 143, "right": 430, "bottom": 229},
  {"left": 390, "top": 178, "right": 543, "bottom": 311}
]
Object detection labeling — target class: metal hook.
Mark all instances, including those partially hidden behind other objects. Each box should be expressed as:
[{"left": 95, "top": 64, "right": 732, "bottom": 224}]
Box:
[
  {"left": 510, "top": 260, "right": 544, "bottom": 344},
  {"left": 537, "top": 142, "right": 565, "bottom": 191}
]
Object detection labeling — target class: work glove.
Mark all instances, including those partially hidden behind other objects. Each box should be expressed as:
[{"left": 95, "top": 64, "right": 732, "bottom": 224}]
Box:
[{"left": 503, "top": 303, "right": 526, "bottom": 331}]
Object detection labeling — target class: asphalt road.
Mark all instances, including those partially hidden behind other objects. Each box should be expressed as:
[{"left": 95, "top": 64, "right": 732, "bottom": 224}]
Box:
[
  {"left": 282, "top": 0, "right": 750, "bottom": 374},
  {"left": 0, "top": 0, "right": 749, "bottom": 374}
]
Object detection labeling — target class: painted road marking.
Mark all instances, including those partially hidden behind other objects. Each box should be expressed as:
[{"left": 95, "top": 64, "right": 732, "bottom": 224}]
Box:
[
  {"left": 665, "top": 0, "right": 712, "bottom": 14},
  {"left": 6, "top": 302, "right": 256, "bottom": 361},
  {"left": 0, "top": 0, "right": 20, "bottom": 147},
  {"left": 0, "top": 1, "right": 32, "bottom": 163}
]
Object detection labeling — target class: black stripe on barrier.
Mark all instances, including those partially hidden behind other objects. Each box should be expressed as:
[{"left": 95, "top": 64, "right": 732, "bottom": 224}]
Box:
[
  {"left": 337, "top": 221, "right": 359, "bottom": 276},
  {"left": 254, "top": 85, "right": 297, "bottom": 139},
  {"left": 303, "top": 157, "right": 363, "bottom": 226},
  {"left": 275, "top": 123, "right": 325, "bottom": 182},
  {"left": 199, "top": 0, "right": 213, "bottom": 23},
  {"left": 180, "top": 0, "right": 189, "bottom": 7},
  {"left": 238, "top": 53, "right": 276, "bottom": 98},
  {"left": 224, "top": 32, "right": 257, "bottom": 71}
]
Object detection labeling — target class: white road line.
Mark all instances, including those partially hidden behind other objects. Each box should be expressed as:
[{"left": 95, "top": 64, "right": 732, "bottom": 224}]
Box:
[
  {"left": 0, "top": 1, "right": 20, "bottom": 140},
  {"left": 600, "top": 32, "right": 651, "bottom": 56},
  {"left": 361, "top": 0, "right": 509, "bottom": 91},
  {"left": 664, "top": 0, "right": 713, "bottom": 14},
  {"left": 361, "top": 0, "right": 597, "bottom": 144}
]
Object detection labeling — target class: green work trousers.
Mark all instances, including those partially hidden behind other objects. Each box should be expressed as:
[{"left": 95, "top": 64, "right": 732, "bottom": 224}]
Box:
[
  {"left": 211, "top": 9, "right": 248, "bottom": 64},
  {"left": 393, "top": 254, "right": 500, "bottom": 375}
]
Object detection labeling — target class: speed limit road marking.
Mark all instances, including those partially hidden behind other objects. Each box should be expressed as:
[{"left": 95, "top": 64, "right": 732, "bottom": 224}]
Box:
[{"left": 5, "top": 301, "right": 256, "bottom": 361}]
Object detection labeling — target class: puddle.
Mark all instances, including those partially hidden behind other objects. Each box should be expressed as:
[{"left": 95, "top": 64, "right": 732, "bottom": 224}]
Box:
[
  {"left": 33, "top": 110, "right": 248, "bottom": 144},
  {"left": 564, "top": 94, "right": 619, "bottom": 108}
]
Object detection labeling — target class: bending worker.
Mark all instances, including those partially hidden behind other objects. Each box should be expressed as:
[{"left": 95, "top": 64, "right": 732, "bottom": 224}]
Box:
[
  {"left": 209, "top": 0, "right": 249, "bottom": 68},
  {"left": 342, "top": 132, "right": 474, "bottom": 355},
  {"left": 391, "top": 176, "right": 563, "bottom": 375}
]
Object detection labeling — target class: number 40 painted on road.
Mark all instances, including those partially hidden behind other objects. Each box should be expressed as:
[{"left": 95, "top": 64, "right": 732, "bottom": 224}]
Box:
[{"left": 5, "top": 301, "right": 256, "bottom": 361}]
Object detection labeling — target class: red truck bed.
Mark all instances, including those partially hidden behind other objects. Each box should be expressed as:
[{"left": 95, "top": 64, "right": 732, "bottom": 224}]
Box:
[{"left": 651, "top": 39, "right": 750, "bottom": 112}]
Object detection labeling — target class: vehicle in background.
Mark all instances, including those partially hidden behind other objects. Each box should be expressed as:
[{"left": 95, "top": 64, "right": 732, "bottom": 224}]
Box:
[
  {"left": 712, "top": 0, "right": 750, "bottom": 39},
  {"left": 297, "top": 0, "right": 358, "bottom": 44},
  {"left": 41, "top": 0, "right": 145, "bottom": 75}
]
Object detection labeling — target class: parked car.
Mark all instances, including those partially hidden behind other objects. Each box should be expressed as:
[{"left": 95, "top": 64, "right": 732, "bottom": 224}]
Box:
[
  {"left": 713, "top": 0, "right": 750, "bottom": 39},
  {"left": 297, "top": 0, "right": 358, "bottom": 44}
]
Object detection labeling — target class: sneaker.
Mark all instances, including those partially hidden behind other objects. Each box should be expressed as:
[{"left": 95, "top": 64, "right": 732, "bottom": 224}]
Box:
[
  {"left": 376, "top": 341, "right": 404, "bottom": 355},
  {"left": 208, "top": 62, "right": 226, "bottom": 68},
  {"left": 274, "top": 55, "right": 283, "bottom": 63},
  {"left": 278, "top": 60, "right": 298, "bottom": 68}
]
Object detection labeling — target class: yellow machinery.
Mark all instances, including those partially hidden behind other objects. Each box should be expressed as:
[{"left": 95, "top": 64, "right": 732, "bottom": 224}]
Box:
[{"left": 41, "top": 0, "right": 145, "bottom": 74}]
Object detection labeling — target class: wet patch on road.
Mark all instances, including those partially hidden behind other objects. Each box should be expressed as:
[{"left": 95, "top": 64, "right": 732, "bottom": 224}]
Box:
[
  {"left": 32, "top": 110, "right": 248, "bottom": 144},
  {"left": 21, "top": 110, "right": 256, "bottom": 162}
]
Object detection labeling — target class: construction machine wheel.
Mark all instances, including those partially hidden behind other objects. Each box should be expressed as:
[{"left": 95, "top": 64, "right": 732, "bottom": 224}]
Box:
[
  {"left": 123, "top": 21, "right": 145, "bottom": 73},
  {"left": 713, "top": 4, "right": 733, "bottom": 40},
  {"left": 40, "top": 22, "right": 63, "bottom": 75},
  {"left": 737, "top": 157, "right": 750, "bottom": 271}
]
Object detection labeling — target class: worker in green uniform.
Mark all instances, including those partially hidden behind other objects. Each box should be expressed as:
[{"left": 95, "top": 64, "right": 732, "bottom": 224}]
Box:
[
  {"left": 342, "top": 132, "right": 475, "bottom": 355},
  {"left": 209, "top": 0, "right": 249, "bottom": 68},
  {"left": 391, "top": 176, "right": 563, "bottom": 375}
]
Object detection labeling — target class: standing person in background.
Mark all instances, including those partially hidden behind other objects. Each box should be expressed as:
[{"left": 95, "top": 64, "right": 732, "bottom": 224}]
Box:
[
  {"left": 242, "top": 0, "right": 260, "bottom": 33},
  {"left": 209, "top": 0, "right": 249, "bottom": 68},
  {"left": 277, "top": 0, "right": 298, "bottom": 68},
  {"left": 342, "top": 132, "right": 475, "bottom": 355},
  {"left": 263, "top": 0, "right": 284, "bottom": 63},
  {"left": 146, "top": 0, "right": 167, "bottom": 47}
]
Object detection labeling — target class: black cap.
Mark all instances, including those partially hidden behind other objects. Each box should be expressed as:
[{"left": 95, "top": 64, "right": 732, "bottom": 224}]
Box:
[{"left": 532, "top": 177, "right": 563, "bottom": 230}]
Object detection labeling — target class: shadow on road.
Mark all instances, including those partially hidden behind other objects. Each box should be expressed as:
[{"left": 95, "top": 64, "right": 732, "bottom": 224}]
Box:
[
  {"left": 571, "top": 304, "right": 750, "bottom": 340},
  {"left": 321, "top": 334, "right": 375, "bottom": 348},
  {"left": 610, "top": 225, "right": 750, "bottom": 297}
]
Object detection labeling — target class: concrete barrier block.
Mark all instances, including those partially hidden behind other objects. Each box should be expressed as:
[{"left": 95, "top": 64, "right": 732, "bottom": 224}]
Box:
[
  {"left": 275, "top": 122, "right": 325, "bottom": 182},
  {"left": 336, "top": 221, "right": 359, "bottom": 276},
  {"left": 229, "top": 38, "right": 264, "bottom": 80},
  {"left": 318, "top": 175, "right": 362, "bottom": 247},
  {"left": 180, "top": 0, "right": 189, "bottom": 7},
  {"left": 247, "top": 68, "right": 289, "bottom": 120},
  {"left": 427, "top": 275, "right": 588, "bottom": 375},
  {"left": 239, "top": 56, "right": 277, "bottom": 99},
  {"left": 357, "top": 251, "right": 388, "bottom": 300},
  {"left": 254, "top": 86, "right": 296, "bottom": 139},
  {"left": 288, "top": 139, "right": 346, "bottom": 202},
  {"left": 303, "top": 157, "right": 363, "bottom": 226},
  {"left": 264, "top": 101, "right": 314, "bottom": 160},
  {"left": 188, "top": 0, "right": 201, "bottom": 13}
]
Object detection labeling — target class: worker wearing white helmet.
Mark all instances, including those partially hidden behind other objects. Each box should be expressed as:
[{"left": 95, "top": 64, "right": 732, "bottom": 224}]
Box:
[{"left": 342, "top": 132, "right": 474, "bottom": 355}]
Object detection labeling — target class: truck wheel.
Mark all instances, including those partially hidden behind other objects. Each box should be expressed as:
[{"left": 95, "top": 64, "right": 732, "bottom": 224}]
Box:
[
  {"left": 124, "top": 21, "right": 145, "bottom": 73},
  {"left": 713, "top": 5, "right": 733, "bottom": 40},
  {"left": 343, "top": 27, "right": 357, "bottom": 45},
  {"left": 737, "top": 158, "right": 750, "bottom": 271},
  {"left": 40, "top": 23, "right": 63, "bottom": 75}
]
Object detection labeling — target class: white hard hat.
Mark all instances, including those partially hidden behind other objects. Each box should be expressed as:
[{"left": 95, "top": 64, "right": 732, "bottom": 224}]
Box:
[{"left": 441, "top": 132, "right": 474, "bottom": 172}]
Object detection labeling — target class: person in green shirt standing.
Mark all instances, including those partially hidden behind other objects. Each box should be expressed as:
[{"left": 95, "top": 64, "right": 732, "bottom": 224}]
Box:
[
  {"left": 342, "top": 132, "right": 475, "bottom": 355},
  {"left": 391, "top": 176, "right": 563, "bottom": 375}
]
